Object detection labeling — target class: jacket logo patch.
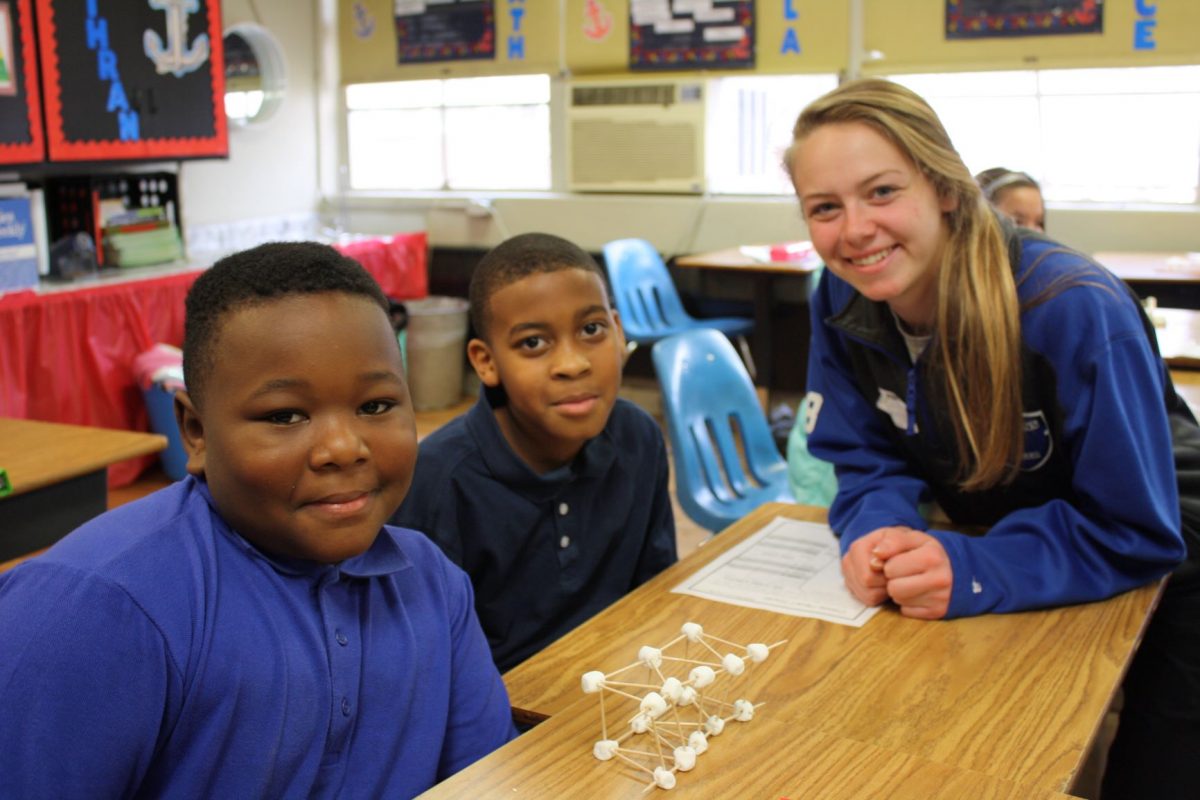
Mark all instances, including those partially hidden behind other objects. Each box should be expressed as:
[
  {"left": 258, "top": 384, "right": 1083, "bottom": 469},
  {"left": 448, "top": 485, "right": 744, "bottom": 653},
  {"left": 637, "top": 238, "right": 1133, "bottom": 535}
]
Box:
[
  {"left": 876, "top": 388, "right": 909, "bottom": 432},
  {"left": 1021, "top": 410, "right": 1053, "bottom": 471},
  {"left": 803, "top": 391, "right": 823, "bottom": 434}
]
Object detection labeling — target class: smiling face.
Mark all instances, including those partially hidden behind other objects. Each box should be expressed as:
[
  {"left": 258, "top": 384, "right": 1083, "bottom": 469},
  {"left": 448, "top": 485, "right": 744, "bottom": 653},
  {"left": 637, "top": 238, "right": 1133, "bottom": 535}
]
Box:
[
  {"left": 993, "top": 185, "right": 1045, "bottom": 232},
  {"left": 176, "top": 292, "right": 417, "bottom": 563},
  {"left": 468, "top": 267, "right": 625, "bottom": 474},
  {"left": 792, "top": 121, "right": 955, "bottom": 331}
]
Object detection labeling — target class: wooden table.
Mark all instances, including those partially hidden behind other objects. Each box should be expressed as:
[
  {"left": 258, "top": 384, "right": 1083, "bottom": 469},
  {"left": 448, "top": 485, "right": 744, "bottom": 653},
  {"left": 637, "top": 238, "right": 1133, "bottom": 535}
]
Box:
[
  {"left": 447, "top": 503, "right": 1160, "bottom": 799},
  {"left": 1094, "top": 251, "right": 1200, "bottom": 309},
  {"left": 0, "top": 418, "right": 166, "bottom": 562},
  {"left": 674, "top": 247, "right": 821, "bottom": 395},
  {"left": 1174, "top": 369, "right": 1200, "bottom": 417}
]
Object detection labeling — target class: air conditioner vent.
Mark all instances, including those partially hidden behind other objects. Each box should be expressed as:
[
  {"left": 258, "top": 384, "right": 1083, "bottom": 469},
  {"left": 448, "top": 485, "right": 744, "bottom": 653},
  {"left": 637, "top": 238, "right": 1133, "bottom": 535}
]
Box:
[
  {"left": 567, "top": 79, "right": 705, "bottom": 194},
  {"left": 572, "top": 84, "right": 677, "bottom": 107}
]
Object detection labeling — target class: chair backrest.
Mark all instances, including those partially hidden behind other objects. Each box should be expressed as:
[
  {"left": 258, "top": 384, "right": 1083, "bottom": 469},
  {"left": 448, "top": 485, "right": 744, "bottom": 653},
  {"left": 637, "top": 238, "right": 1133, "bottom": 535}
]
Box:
[
  {"left": 602, "top": 238, "right": 691, "bottom": 341},
  {"left": 652, "top": 329, "right": 791, "bottom": 532}
]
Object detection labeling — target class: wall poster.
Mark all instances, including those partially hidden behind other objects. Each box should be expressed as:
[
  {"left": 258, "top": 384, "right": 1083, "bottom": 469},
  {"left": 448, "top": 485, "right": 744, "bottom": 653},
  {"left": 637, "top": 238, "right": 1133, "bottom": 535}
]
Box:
[
  {"left": 946, "top": 0, "right": 1103, "bottom": 40},
  {"left": 630, "top": 0, "right": 754, "bottom": 71},
  {"left": 394, "top": 0, "right": 495, "bottom": 64},
  {"left": 0, "top": 0, "right": 44, "bottom": 165}
]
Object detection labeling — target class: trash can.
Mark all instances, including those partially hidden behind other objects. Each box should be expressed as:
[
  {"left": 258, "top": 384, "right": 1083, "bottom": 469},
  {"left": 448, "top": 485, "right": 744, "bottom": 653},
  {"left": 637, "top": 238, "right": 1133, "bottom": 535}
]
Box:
[{"left": 404, "top": 296, "right": 470, "bottom": 411}]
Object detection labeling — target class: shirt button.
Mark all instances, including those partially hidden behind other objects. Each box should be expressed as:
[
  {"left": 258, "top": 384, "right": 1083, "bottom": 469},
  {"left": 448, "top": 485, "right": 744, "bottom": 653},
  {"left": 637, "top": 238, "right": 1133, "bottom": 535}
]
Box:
[
  {"left": 560, "top": 535, "right": 570, "bottom": 549},
  {"left": 341, "top": 697, "right": 351, "bottom": 717},
  {"left": 335, "top": 630, "right": 348, "bottom": 646},
  {"left": 558, "top": 502, "right": 569, "bottom": 516}
]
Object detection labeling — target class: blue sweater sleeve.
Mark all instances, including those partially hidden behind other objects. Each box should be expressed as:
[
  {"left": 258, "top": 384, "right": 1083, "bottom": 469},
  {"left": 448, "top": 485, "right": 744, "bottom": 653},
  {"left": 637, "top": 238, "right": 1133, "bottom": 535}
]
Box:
[
  {"left": 0, "top": 563, "right": 178, "bottom": 798},
  {"left": 932, "top": 328, "right": 1185, "bottom": 617},
  {"left": 806, "top": 275, "right": 929, "bottom": 551},
  {"left": 437, "top": 562, "right": 517, "bottom": 779}
]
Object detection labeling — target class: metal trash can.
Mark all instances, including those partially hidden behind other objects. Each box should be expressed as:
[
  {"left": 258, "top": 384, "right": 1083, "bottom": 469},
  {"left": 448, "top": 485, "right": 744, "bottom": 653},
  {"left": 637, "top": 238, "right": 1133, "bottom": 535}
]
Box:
[{"left": 404, "top": 296, "right": 469, "bottom": 411}]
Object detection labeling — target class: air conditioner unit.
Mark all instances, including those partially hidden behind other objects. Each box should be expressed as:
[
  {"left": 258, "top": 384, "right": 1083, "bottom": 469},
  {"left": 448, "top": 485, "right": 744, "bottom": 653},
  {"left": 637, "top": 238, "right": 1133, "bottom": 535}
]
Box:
[{"left": 567, "top": 79, "right": 706, "bottom": 194}]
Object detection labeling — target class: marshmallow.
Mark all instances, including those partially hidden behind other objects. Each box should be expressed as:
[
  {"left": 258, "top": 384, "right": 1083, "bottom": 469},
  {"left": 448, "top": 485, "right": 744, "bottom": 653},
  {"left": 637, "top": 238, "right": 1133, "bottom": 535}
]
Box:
[
  {"left": 653, "top": 766, "right": 677, "bottom": 790},
  {"left": 660, "top": 677, "right": 683, "bottom": 702},
  {"left": 704, "top": 715, "right": 725, "bottom": 735},
  {"left": 638, "top": 645, "right": 663, "bottom": 669},
  {"left": 689, "top": 665, "right": 715, "bottom": 688},
  {"left": 677, "top": 686, "right": 698, "bottom": 707},
  {"left": 593, "top": 739, "right": 619, "bottom": 760},
  {"left": 581, "top": 670, "right": 606, "bottom": 693},
  {"left": 640, "top": 691, "right": 668, "bottom": 719},
  {"left": 733, "top": 699, "right": 755, "bottom": 722},
  {"left": 746, "top": 643, "right": 770, "bottom": 663},
  {"left": 680, "top": 621, "right": 704, "bottom": 641},
  {"left": 688, "top": 731, "right": 708, "bottom": 754},
  {"left": 630, "top": 712, "right": 652, "bottom": 733},
  {"left": 722, "top": 653, "right": 746, "bottom": 676},
  {"left": 673, "top": 745, "right": 697, "bottom": 771}
]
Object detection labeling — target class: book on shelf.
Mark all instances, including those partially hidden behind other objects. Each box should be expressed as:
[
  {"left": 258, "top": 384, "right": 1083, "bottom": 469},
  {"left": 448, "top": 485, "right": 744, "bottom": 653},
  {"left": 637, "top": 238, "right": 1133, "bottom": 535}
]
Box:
[
  {"left": 0, "top": 192, "right": 40, "bottom": 292},
  {"left": 102, "top": 206, "right": 183, "bottom": 268}
]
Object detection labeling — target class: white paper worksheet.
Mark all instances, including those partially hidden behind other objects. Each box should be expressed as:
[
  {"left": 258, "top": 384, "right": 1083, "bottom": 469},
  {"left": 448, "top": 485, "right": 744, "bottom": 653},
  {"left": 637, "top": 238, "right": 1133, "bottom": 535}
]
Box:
[{"left": 671, "top": 517, "right": 881, "bottom": 627}]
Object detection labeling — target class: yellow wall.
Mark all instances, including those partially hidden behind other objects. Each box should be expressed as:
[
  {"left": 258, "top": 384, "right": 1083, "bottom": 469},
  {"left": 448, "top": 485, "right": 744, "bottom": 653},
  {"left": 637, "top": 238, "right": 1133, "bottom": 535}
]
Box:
[
  {"left": 864, "top": 0, "right": 1200, "bottom": 74},
  {"left": 341, "top": 1, "right": 847, "bottom": 84},
  {"left": 339, "top": 0, "right": 560, "bottom": 82}
]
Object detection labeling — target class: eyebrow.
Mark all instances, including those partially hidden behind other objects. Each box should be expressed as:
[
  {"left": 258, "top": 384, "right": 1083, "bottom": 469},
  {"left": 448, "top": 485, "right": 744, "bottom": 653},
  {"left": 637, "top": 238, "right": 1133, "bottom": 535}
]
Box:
[
  {"left": 249, "top": 371, "right": 404, "bottom": 398},
  {"left": 505, "top": 305, "right": 609, "bottom": 337},
  {"left": 800, "top": 169, "right": 905, "bottom": 202}
]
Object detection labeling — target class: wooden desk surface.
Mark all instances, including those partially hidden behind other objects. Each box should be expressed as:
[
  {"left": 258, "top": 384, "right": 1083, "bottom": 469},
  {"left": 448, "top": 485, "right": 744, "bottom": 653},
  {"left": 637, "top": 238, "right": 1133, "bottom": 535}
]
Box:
[
  {"left": 1094, "top": 251, "right": 1200, "bottom": 284},
  {"left": 500, "top": 503, "right": 1158, "bottom": 794},
  {"left": 419, "top": 698, "right": 1077, "bottom": 799},
  {"left": 674, "top": 246, "right": 821, "bottom": 276},
  {"left": 0, "top": 418, "right": 166, "bottom": 497}
]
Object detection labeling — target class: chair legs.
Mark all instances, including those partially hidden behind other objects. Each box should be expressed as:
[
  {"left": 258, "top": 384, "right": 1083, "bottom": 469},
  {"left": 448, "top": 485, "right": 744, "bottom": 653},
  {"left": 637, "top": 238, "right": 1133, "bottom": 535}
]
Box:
[{"left": 735, "top": 335, "right": 757, "bottom": 382}]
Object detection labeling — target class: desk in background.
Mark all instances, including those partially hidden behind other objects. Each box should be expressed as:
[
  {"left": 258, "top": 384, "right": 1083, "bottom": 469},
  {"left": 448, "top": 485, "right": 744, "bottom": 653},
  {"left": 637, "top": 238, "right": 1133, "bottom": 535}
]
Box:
[
  {"left": 0, "top": 418, "right": 165, "bottom": 563},
  {"left": 673, "top": 247, "right": 820, "bottom": 397},
  {"left": 0, "top": 234, "right": 427, "bottom": 487},
  {"left": 1156, "top": 307, "right": 1199, "bottom": 369},
  {"left": 1095, "top": 251, "right": 1200, "bottom": 309},
  {"left": 469, "top": 503, "right": 1159, "bottom": 798}
]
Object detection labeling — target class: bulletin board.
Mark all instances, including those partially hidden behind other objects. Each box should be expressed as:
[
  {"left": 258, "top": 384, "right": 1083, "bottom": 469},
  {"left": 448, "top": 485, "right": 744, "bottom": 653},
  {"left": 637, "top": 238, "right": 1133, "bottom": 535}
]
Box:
[
  {"left": 0, "top": 0, "right": 44, "bottom": 165},
  {"left": 35, "top": 0, "right": 228, "bottom": 162},
  {"left": 946, "top": 0, "right": 1103, "bottom": 40},
  {"left": 629, "top": 0, "right": 754, "bottom": 71},
  {"left": 394, "top": 0, "right": 495, "bottom": 64}
]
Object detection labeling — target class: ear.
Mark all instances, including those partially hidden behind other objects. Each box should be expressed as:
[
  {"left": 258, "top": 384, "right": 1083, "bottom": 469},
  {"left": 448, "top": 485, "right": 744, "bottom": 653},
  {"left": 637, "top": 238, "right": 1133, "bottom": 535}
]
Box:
[
  {"left": 610, "top": 309, "right": 630, "bottom": 366},
  {"left": 466, "top": 337, "right": 501, "bottom": 388},
  {"left": 173, "top": 390, "right": 208, "bottom": 477},
  {"left": 939, "top": 188, "right": 959, "bottom": 214}
]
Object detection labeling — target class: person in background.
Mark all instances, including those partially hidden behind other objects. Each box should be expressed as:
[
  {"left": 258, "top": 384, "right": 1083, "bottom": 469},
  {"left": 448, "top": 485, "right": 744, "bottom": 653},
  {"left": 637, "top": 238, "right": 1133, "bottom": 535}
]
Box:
[
  {"left": 392, "top": 232, "right": 677, "bottom": 673},
  {"left": 0, "top": 242, "right": 515, "bottom": 798},
  {"left": 975, "top": 166, "right": 1046, "bottom": 232},
  {"left": 786, "top": 78, "right": 1199, "bottom": 800}
]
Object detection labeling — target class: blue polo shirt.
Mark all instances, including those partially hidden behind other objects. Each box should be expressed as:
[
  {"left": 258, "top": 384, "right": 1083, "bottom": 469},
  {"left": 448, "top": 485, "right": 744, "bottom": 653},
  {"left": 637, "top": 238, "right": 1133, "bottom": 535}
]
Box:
[
  {"left": 0, "top": 476, "right": 515, "bottom": 799},
  {"left": 392, "top": 391, "right": 677, "bottom": 672}
]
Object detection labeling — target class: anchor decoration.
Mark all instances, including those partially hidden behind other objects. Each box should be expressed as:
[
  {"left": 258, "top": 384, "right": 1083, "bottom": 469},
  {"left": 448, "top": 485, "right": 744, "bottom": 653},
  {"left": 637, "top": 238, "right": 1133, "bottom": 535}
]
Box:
[{"left": 143, "top": 0, "right": 209, "bottom": 78}]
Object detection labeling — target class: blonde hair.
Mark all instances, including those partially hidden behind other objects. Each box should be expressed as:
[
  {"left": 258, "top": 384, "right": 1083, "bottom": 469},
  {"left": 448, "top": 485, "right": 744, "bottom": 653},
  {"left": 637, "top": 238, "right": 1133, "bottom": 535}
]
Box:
[{"left": 786, "top": 78, "right": 1023, "bottom": 491}]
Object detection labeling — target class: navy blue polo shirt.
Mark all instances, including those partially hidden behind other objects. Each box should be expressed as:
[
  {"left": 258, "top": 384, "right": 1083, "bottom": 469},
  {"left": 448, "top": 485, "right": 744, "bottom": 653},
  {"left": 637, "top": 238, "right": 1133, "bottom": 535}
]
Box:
[
  {"left": 0, "top": 477, "right": 515, "bottom": 798},
  {"left": 393, "top": 391, "right": 677, "bottom": 672}
]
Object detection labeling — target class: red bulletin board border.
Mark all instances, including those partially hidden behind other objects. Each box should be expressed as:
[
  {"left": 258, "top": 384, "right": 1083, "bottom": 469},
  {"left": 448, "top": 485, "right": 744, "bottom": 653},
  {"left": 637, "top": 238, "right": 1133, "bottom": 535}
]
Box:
[
  {"left": 35, "top": 0, "right": 228, "bottom": 162},
  {"left": 0, "top": 0, "right": 45, "bottom": 165}
]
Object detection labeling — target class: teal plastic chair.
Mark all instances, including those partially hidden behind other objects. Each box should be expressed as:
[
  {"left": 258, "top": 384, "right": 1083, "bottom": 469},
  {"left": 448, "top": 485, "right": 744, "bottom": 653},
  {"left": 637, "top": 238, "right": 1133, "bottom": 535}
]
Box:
[
  {"left": 602, "top": 238, "right": 755, "bottom": 346},
  {"left": 652, "top": 329, "right": 794, "bottom": 533}
]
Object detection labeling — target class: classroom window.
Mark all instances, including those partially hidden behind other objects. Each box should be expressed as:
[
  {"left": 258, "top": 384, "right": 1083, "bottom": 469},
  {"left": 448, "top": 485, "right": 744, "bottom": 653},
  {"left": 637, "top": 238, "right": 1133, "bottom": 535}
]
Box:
[
  {"left": 345, "top": 75, "right": 551, "bottom": 191},
  {"left": 889, "top": 67, "right": 1200, "bottom": 205},
  {"left": 705, "top": 74, "right": 840, "bottom": 196}
]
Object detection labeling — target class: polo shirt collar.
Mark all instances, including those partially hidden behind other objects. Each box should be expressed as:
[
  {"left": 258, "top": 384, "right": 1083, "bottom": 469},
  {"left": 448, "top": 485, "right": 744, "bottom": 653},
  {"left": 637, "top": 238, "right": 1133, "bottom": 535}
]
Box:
[
  {"left": 189, "top": 475, "right": 412, "bottom": 580},
  {"left": 464, "top": 388, "right": 616, "bottom": 500}
]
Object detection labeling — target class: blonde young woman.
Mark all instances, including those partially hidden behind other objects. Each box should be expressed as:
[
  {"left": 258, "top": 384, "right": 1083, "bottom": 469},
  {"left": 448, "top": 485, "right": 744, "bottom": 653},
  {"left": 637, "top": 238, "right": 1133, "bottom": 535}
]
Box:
[{"left": 787, "top": 78, "right": 1199, "bottom": 800}]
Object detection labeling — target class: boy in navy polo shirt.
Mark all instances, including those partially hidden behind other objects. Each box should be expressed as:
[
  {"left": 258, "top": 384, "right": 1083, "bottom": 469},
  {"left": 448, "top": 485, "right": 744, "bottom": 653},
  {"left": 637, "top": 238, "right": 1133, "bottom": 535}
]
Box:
[
  {"left": 0, "top": 243, "right": 515, "bottom": 798},
  {"left": 392, "top": 232, "right": 677, "bottom": 672}
]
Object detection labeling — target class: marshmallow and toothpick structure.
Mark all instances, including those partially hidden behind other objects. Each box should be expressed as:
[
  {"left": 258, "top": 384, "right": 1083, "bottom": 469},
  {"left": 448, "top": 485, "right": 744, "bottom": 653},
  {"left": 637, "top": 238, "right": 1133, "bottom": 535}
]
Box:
[{"left": 580, "top": 621, "right": 786, "bottom": 792}]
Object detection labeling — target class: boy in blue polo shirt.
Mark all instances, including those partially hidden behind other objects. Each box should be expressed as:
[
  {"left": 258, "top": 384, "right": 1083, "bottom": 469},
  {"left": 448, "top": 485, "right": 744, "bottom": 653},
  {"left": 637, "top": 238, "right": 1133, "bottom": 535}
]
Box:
[
  {"left": 392, "top": 233, "right": 677, "bottom": 672},
  {"left": 0, "top": 242, "right": 515, "bottom": 798}
]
